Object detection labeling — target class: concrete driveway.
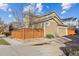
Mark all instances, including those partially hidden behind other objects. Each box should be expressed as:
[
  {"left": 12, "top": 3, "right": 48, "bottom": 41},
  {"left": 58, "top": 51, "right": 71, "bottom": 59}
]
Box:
[
  {"left": 0, "top": 45, "right": 42, "bottom": 56},
  {"left": 0, "top": 37, "right": 68, "bottom": 56},
  {"left": 0, "top": 44, "right": 65, "bottom": 56}
]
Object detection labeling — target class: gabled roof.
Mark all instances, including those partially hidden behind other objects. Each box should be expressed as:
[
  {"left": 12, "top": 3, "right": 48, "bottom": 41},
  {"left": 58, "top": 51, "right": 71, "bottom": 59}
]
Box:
[
  {"left": 62, "top": 17, "right": 77, "bottom": 22},
  {"left": 31, "top": 12, "right": 63, "bottom": 25}
]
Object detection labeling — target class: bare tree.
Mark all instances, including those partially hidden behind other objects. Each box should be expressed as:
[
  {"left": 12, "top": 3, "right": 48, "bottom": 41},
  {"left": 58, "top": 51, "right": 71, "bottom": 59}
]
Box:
[
  {"left": 9, "top": 9, "right": 23, "bottom": 28},
  {"left": 0, "top": 18, "right": 4, "bottom": 25}
]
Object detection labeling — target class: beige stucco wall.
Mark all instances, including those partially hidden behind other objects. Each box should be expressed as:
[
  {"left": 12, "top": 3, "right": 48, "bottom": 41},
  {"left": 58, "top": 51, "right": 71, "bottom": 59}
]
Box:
[
  {"left": 44, "top": 19, "right": 58, "bottom": 36},
  {"left": 44, "top": 19, "right": 68, "bottom": 37},
  {"left": 57, "top": 26, "right": 68, "bottom": 36},
  {"left": 43, "top": 13, "right": 68, "bottom": 37},
  {"left": 32, "top": 23, "right": 44, "bottom": 29}
]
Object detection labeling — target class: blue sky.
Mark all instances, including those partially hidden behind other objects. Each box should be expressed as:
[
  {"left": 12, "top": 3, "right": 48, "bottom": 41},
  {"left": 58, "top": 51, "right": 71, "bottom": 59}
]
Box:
[{"left": 0, "top": 3, "right": 79, "bottom": 24}]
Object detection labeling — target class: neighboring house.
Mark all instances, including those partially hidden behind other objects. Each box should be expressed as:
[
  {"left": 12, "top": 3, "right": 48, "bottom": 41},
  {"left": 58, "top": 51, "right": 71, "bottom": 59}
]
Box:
[
  {"left": 74, "top": 19, "right": 79, "bottom": 34},
  {"left": 75, "top": 19, "right": 79, "bottom": 28},
  {"left": 0, "top": 25, "right": 5, "bottom": 34},
  {"left": 0, "top": 24, "right": 5, "bottom": 35},
  {"left": 24, "top": 12, "right": 69, "bottom": 36},
  {"left": 23, "top": 13, "right": 40, "bottom": 28},
  {"left": 0, "top": 19, "right": 5, "bottom": 34},
  {"left": 62, "top": 18, "right": 77, "bottom": 29},
  {"left": 10, "top": 22, "right": 20, "bottom": 29}
]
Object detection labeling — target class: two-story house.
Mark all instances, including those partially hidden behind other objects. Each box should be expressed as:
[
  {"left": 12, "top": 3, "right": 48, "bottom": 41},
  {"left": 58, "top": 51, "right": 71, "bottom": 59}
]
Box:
[{"left": 62, "top": 18, "right": 77, "bottom": 29}]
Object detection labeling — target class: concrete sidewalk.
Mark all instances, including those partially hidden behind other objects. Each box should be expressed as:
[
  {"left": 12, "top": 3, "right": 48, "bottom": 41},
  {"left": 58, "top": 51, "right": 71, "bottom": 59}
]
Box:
[{"left": 3, "top": 37, "right": 23, "bottom": 46}]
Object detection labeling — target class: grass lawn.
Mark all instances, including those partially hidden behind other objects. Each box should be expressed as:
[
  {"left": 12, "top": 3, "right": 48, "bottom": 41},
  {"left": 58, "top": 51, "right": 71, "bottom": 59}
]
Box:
[{"left": 0, "top": 39, "right": 9, "bottom": 45}]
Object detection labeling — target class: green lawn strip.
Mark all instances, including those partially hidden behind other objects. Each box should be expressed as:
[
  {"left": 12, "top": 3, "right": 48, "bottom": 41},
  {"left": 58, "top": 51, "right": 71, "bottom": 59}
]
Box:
[{"left": 0, "top": 39, "right": 10, "bottom": 45}]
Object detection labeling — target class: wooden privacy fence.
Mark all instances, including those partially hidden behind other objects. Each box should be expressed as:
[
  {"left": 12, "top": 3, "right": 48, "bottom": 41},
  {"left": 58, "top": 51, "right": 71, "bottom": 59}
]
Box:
[
  {"left": 11, "top": 28, "right": 44, "bottom": 40},
  {"left": 68, "top": 29, "right": 76, "bottom": 35}
]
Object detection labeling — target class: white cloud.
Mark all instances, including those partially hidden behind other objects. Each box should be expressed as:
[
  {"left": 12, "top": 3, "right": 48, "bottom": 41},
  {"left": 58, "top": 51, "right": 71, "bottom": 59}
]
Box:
[
  {"left": 61, "top": 3, "right": 74, "bottom": 14},
  {"left": 23, "top": 3, "right": 43, "bottom": 15},
  {"left": 36, "top": 3, "right": 42, "bottom": 12},
  {"left": 0, "top": 3, "right": 8, "bottom": 11},
  {"left": 8, "top": 14, "right": 12, "bottom": 18},
  {"left": 46, "top": 6, "right": 49, "bottom": 8},
  {"left": 61, "top": 10, "right": 66, "bottom": 15},
  {"left": 61, "top": 3, "right": 73, "bottom": 10},
  {"left": 23, "top": 4, "right": 35, "bottom": 13},
  {"left": 23, "top": 5, "right": 32, "bottom": 12},
  {"left": 8, "top": 8, "right": 12, "bottom": 12}
]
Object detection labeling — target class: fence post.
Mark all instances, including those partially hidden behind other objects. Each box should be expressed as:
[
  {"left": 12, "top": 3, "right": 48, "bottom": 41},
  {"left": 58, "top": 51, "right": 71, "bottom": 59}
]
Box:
[{"left": 23, "top": 28, "right": 25, "bottom": 40}]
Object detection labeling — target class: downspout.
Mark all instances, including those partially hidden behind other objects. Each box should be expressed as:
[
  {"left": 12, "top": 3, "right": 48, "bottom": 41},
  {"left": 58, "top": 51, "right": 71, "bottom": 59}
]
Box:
[
  {"left": 44, "top": 23, "right": 46, "bottom": 37},
  {"left": 56, "top": 26, "right": 59, "bottom": 37}
]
